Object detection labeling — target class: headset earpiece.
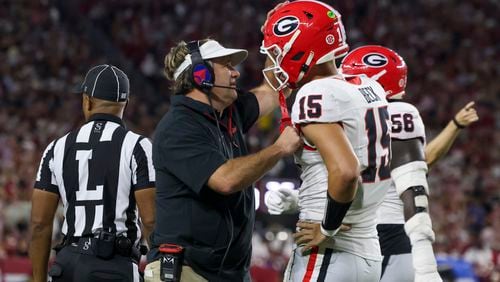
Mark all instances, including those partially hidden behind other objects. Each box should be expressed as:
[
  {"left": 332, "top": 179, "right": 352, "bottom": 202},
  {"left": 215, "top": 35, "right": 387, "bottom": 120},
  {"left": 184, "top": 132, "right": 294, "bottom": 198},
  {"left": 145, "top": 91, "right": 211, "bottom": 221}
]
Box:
[{"left": 187, "top": 41, "right": 215, "bottom": 91}]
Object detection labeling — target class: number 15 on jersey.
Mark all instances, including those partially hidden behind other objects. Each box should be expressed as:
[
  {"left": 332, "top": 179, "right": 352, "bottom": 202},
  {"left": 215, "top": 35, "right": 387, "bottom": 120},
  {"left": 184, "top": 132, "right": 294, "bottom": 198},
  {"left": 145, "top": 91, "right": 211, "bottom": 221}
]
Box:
[{"left": 362, "top": 107, "right": 391, "bottom": 183}]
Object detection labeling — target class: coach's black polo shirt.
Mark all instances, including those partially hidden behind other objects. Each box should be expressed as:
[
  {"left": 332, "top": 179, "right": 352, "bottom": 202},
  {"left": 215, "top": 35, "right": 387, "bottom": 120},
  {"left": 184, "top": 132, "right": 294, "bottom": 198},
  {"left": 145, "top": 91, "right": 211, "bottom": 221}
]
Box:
[{"left": 149, "top": 92, "right": 259, "bottom": 281}]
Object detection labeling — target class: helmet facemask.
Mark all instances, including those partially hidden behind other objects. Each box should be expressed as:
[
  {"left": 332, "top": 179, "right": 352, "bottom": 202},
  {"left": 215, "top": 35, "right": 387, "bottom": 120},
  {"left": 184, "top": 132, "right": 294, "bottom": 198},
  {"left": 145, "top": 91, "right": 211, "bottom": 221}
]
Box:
[{"left": 260, "top": 44, "right": 290, "bottom": 91}]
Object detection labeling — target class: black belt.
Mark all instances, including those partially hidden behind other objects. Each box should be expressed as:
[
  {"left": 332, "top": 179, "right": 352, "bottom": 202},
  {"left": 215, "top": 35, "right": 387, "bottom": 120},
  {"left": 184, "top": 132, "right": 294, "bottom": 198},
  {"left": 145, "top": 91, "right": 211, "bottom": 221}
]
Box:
[{"left": 60, "top": 236, "right": 142, "bottom": 263}]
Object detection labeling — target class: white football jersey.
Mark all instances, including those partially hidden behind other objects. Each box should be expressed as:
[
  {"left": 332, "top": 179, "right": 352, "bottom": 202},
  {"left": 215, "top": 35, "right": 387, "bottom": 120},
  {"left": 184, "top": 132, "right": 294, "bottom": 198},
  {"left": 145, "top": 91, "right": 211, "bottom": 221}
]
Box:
[
  {"left": 377, "top": 101, "right": 426, "bottom": 225},
  {"left": 292, "top": 75, "right": 391, "bottom": 261}
]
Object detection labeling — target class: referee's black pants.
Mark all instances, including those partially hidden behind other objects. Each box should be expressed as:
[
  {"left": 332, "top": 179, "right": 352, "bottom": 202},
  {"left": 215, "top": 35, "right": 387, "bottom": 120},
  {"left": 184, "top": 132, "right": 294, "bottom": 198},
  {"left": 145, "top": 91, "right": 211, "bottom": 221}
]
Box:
[{"left": 49, "top": 245, "right": 140, "bottom": 282}]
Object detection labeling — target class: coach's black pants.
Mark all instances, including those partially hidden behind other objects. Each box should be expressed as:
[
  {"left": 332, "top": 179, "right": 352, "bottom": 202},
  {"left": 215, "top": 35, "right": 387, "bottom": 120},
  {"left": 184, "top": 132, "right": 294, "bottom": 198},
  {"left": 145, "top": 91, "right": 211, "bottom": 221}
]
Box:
[{"left": 49, "top": 245, "right": 140, "bottom": 282}]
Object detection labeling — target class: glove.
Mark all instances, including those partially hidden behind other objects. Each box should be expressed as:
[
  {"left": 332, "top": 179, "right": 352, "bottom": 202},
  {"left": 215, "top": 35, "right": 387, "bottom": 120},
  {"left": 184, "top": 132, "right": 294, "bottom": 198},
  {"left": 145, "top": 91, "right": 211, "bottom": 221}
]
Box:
[
  {"left": 412, "top": 239, "right": 442, "bottom": 282},
  {"left": 405, "top": 213, "right": 442, "bottom": 282},
  {"left": 415, "top": 270, "right": 442, "bottom": 282},
  {"left": 264, "top": 187, "right": 299, "bottom": 215}
]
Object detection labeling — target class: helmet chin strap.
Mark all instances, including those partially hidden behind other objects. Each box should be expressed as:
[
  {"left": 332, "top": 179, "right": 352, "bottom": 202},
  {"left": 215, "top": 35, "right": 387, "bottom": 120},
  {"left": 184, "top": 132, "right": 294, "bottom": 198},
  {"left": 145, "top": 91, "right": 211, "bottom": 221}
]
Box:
[
  {"left": 296, "top": 51, "right": 315, "bottom": 83},
  {"left": 278, "top": 51, "right": 314, "bottom": 132},
  {"left": 279, "top": 90, "right": 291, "bottom": 132}
]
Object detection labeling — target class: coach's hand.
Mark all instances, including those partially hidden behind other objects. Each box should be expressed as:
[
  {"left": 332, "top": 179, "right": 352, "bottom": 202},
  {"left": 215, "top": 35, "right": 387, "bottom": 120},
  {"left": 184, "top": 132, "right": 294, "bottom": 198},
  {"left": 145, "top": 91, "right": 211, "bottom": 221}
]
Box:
[
  {"left": 275, "top": 126, "right": 302, "bottom": 155},
  {"left": 261, "top": 1, "right": 290, "bottom": 33},
  {"left": 294, "top": 221, "right": 351, "bottom": 255}
]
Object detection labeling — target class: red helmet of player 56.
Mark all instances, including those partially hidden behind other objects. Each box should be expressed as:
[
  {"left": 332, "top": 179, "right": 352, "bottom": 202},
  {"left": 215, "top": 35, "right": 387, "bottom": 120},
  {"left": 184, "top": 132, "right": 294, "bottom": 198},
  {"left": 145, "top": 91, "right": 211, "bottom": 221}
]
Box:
[
  {"left": 341, "top": 45, "right": 408, "bottom": 99},
  {"left": 261, "top": 0, "right": 349, "bottom": 91}
]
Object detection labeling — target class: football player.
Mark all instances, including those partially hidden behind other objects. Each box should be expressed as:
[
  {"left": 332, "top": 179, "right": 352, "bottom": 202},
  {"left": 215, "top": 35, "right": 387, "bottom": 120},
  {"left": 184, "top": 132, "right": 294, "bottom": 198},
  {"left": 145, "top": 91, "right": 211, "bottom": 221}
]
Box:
[
  {"left": 341, "top": 46, "right": 477, "bottom": 282},
  {"left": 261, "top": 1, "right": 392, "bottom": 281}
]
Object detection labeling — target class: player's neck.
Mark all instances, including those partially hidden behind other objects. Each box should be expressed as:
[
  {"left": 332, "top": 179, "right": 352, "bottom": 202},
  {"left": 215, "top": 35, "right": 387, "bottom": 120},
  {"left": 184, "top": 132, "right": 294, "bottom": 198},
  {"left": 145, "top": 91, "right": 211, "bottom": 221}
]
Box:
[{"left": 306, "top": 61, "right": 338, "bottom": 82}]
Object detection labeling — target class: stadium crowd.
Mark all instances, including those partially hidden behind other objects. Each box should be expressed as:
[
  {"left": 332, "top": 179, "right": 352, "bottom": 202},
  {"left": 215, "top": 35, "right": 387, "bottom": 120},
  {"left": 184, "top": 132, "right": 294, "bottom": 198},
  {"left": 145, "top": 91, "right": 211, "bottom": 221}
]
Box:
[{"left": 0, "top": 0, "right": 498, "bottom": 280}]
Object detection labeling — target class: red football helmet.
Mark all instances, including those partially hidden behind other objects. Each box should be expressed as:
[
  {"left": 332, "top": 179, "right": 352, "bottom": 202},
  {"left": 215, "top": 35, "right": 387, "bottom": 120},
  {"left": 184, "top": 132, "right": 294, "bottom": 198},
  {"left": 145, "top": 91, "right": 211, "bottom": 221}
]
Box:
[
  {"left": 261, "top": 0, "right": 349, "bottom": 91},
  {"left": 341, "top": 45, "right": 408, "bottom": 99}
]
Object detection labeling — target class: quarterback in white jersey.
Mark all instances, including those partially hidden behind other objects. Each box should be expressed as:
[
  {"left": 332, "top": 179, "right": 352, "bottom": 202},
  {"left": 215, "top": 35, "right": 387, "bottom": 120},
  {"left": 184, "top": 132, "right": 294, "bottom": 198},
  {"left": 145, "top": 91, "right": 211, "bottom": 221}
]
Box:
[
  {"left": 261, "top": 1, "right": 391, "bottom": 281},
  {"left": 292, "top": 75, "right": 391, "bottom": 262}
]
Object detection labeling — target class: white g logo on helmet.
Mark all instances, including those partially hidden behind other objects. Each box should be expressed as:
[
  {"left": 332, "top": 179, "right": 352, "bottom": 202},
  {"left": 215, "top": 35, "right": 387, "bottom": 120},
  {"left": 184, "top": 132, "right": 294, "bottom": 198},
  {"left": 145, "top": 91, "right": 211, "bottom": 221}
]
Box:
[
  {"left": 273, "top": 16, "right": 299, "bottom": 37},
  {"left": 362, "top": 53, "right": 388, "bottom": 67}
]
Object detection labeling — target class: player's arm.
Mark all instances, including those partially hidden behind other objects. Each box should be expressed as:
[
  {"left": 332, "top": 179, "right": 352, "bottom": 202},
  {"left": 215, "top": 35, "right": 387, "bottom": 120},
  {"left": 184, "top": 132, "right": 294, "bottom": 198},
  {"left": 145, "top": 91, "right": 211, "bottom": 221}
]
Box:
[
  {"left": 30, "top": 189, "right": 59, "bottom": 282},
  {"left": 294, "top": 123, "right": 359, "bottom": 253},
  {"left": 391, "top": 139, "right": 442, "bottom": 281},
  {"left": 425, "top": 101, "right": 478, "bottom": 167},
  {"left": 305, "top": 123, "right": 359, "bottom": 202},
  {"left": 391, "top": 139, "right": 428, "bottom": 221}
]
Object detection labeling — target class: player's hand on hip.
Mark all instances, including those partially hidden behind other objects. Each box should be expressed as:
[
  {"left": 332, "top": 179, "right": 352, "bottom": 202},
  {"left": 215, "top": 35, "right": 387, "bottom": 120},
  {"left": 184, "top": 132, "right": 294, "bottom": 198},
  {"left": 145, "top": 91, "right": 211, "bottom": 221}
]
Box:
[
  {"left": 294, "top": 221, "right": 327, "bottom": 254},
  {"left": 455, "top": 101, "right": 479, "bottom": 127},
  {"left": 275, "top": 126, "right": 302, "bottom": 155},
  {"left": 264, "top": 186, "right": 299, "bottom": 215},
  {"left": 294, "top": 221, "right": 350, "bottom": 255}
]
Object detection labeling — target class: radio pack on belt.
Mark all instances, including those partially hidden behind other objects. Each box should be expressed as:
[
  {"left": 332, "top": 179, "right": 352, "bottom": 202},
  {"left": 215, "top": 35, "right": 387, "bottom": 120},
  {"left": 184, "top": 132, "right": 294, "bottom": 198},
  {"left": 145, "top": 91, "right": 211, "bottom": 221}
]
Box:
[
  {"left": 96, "top": 229, "right": 116, "bottom": 259},
  {"left": 159, "top": 244, "right": 184, "bottom": 282}
]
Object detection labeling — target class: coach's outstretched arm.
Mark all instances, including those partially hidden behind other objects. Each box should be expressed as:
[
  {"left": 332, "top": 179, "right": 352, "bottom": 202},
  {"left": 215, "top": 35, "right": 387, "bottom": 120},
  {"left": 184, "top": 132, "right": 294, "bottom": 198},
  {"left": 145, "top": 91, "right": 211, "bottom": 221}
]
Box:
[
  {"left": 391, "top": 139, "right": 442, "bottom": 282},
  {"left": 208, "top": 126, "right": 301, "bottom": 195},
  {"left": 425, "top": 101, "right": 478, "bottom": 167},
  {"left": 30, "top": 189, "right": 59, "bottom": 282}
]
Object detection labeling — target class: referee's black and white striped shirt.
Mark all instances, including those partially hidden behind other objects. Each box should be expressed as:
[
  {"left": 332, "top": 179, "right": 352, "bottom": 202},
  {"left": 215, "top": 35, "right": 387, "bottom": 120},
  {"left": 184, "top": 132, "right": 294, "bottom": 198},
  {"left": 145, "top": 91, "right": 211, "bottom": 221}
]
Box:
[{"left": 34, "top": 113, "right": 155, "bottom": 245}]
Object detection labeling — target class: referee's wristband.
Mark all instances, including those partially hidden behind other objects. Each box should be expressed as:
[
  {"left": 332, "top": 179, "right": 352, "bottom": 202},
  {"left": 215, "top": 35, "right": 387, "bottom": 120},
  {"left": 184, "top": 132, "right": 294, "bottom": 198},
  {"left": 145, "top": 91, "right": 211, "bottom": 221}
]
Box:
[
  {"left": 320, "top": 223, "right": 340, "bottom": 238},
  {"left": 452, "top": 117, "right": 466, "bottom": 129}
]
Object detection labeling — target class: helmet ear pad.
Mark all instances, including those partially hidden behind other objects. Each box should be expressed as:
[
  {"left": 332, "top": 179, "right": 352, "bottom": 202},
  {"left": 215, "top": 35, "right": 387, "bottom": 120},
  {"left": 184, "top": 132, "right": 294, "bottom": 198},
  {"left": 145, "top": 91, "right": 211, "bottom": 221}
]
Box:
[{"left": 187, "top": 41, "right": 215, "bottom": 91}]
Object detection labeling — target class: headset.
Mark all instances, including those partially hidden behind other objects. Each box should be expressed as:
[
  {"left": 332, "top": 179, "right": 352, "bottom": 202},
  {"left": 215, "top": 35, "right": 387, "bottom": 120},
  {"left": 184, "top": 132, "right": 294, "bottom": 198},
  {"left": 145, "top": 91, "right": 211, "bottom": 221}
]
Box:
[
  {"left": 187, "top": 41, "right": 215, "bottom": 92},
  {"left": 187, "top": 41, "right": 240, "bottom": 92}
]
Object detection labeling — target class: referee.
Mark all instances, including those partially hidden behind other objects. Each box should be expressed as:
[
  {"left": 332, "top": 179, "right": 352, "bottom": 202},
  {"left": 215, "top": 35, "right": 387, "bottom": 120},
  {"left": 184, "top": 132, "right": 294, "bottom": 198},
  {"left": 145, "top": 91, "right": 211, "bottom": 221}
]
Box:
[{"left": 30, "top": 64, "right": 156, "bottom": 282}]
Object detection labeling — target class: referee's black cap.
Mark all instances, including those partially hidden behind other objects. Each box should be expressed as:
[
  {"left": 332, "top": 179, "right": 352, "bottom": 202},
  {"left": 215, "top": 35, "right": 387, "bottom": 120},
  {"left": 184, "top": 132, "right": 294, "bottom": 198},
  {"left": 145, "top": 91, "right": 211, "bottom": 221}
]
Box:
[{"left": 74, "top": 64, "right": 130, "bottom": 102}]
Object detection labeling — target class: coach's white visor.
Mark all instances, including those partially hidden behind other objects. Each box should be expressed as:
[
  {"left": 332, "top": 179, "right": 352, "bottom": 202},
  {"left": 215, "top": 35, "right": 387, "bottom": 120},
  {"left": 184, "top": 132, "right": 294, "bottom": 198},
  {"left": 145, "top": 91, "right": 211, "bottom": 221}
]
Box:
[{"left": 173, "top": 40, "right": 248, "bottom": 80}]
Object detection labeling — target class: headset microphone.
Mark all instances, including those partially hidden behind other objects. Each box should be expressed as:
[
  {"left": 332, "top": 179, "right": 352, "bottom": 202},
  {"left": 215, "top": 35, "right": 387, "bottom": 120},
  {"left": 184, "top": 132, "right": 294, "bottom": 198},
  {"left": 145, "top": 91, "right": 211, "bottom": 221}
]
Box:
[{"left": 201, "top": 81, "right": 240, "bottom": 92}]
